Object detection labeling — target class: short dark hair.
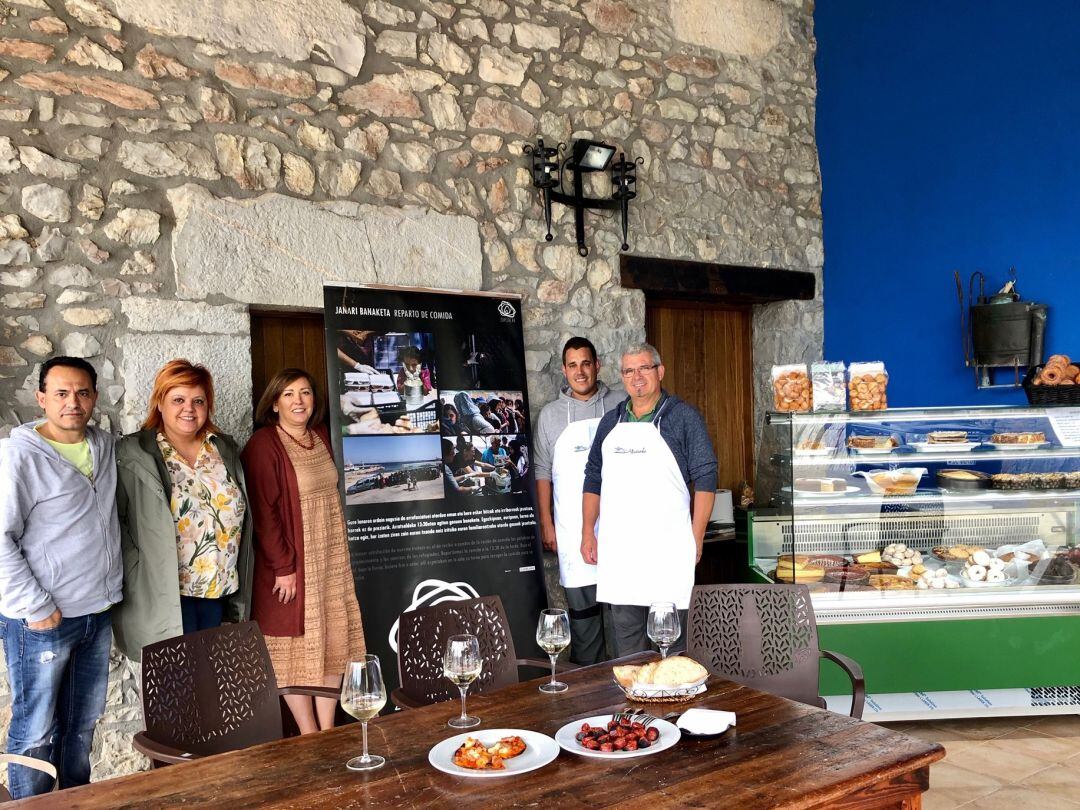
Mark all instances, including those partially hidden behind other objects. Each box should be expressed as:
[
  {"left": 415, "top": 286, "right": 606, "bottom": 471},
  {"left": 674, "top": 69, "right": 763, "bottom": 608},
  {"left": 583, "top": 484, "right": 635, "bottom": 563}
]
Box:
[
  {"left": 441, "top": 438, "right": 454, "bottom": 457},
  {"left": 562, "top": 336, "right": 598, "bottom": 365},
  {"left": 39, "top": 356, "right": 97, "bottom": 392},
  {"left": 399, "top": 345, "right": 421, "bottom": 363}
]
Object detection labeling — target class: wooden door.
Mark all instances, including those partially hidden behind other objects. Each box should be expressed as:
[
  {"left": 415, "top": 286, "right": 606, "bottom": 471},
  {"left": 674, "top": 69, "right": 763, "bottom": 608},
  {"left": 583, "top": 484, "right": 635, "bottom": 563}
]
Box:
[
  {"left": 250, "top": 310, "right": 328, "bottom": 427},
  {"left": 645, "top": 300, "right": 754, "bottom": 494}
]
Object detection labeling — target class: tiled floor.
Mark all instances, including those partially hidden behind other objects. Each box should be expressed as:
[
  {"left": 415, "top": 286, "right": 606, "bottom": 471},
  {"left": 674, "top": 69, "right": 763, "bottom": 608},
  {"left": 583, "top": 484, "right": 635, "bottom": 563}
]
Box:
[{"left": 881, "top": 714, "right": 1080, "bottom": 808}]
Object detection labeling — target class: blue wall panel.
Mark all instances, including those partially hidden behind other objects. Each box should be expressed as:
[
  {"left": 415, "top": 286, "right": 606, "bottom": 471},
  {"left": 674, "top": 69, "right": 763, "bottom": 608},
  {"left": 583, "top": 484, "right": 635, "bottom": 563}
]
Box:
[{"left": 815, "top": 0, "right": 1080, "bottom": 407}]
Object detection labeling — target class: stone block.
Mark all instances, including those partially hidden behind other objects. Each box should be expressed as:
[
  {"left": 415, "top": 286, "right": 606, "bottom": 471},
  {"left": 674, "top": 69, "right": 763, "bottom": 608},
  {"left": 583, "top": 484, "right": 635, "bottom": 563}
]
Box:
[
  {"left": 670, "top": 0, "right": 783, "bottom": 59},
  {"left": 121, "top": 297, "right": 248, "bottom": 334},
  {"left": 108, "top": 0, "right": 366, "bottom": 75},
  {"left": 166, "top": 184, "right": 482, "bottom": 310}
]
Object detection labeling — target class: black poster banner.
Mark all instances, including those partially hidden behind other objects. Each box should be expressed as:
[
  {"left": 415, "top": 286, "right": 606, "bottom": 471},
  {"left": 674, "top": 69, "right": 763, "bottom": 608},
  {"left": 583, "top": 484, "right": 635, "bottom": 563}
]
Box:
[{"left": 323, "top": 284, "right": 548, "bottom": 692}]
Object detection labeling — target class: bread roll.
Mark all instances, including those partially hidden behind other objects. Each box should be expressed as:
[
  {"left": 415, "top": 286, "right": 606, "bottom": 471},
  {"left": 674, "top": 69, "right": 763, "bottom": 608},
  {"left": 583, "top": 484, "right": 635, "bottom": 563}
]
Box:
[
  {"left": 650, "top": 656, "right": 708, "bottom": 687},
  {"left": 635, "top": 662, "right": 660, "bottom": 685},
  {"left": 612, "top": 665, "right": 640, "bottom": 689}
]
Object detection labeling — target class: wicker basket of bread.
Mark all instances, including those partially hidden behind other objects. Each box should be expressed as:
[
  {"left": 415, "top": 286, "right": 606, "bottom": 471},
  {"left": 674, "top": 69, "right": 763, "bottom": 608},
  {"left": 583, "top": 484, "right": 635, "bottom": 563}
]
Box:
[
  {"left": 1024, "top": 355, "right": 1080, "bottom": 405},
  {"left": 612, "top": 656, "right": 710, "bottom": 703}
]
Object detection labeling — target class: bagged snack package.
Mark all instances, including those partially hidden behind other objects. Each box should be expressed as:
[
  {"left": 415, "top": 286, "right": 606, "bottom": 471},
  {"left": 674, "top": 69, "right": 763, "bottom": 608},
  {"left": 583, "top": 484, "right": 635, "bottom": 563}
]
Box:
[
  {"left": 772, "top": 364, "right": 811, "bottom": 412},
  {"left": 848, "top": 361, "right": 888, "bottom": 411},
  {"left": 811, "top": 361, "right": 847, "bottom": 412}
]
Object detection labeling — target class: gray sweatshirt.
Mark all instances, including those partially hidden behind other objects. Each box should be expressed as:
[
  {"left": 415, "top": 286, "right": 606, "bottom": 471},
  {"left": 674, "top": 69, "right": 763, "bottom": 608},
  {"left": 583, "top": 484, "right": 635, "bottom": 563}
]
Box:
[
  {"left": 0, "top": 422, "right": 122, "bottom": 621},
  {"left": 533, "top": 381, "right": 624, "bottom": 482}
]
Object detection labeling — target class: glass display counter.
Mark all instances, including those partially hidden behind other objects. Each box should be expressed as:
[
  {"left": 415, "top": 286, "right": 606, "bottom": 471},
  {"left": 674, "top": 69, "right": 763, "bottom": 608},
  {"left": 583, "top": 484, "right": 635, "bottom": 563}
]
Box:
[{"left": 746, "top": 405, "right": 1080, "bottom": 720}]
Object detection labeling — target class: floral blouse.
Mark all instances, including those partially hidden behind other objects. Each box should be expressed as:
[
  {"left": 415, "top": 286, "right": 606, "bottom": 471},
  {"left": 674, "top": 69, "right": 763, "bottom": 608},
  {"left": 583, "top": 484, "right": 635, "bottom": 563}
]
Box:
[{"left": 157, "top": 432, "right": 246, "bottom": 599}]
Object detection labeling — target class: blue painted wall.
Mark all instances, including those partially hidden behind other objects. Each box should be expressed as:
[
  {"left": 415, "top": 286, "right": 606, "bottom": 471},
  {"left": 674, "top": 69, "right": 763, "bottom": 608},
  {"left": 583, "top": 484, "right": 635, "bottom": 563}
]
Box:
[{"left": 815, "top": 0, "right": 1080, "bottom": 407}]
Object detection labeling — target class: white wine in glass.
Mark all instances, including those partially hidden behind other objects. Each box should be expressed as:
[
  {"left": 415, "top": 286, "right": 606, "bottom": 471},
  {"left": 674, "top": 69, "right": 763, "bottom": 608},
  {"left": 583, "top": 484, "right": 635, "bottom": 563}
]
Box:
[
  {"left": 443, "top": 634, "right": 482, "bottom": 728},
  {"left": 341, "top": 655, "right": 387, "bottom": 771},
  {"left": 647, "top": 601, "right": 681, "bottom": 659},
  {"left": 536, "top": 608, "right": 570, "bottom": 693}
]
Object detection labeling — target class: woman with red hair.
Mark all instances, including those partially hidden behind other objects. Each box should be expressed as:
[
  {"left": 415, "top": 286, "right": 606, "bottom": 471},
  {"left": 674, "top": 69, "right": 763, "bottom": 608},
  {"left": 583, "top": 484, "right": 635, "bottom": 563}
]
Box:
[{"left": 113, "top": 360, "right": 253, "bottom": 661}]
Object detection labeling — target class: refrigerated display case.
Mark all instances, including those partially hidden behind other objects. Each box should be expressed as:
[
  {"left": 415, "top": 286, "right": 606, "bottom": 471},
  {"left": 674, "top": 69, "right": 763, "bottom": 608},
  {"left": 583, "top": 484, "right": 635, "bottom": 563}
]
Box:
[{"left": 746, "top": 405, "right": 1080, "bottom": 720}]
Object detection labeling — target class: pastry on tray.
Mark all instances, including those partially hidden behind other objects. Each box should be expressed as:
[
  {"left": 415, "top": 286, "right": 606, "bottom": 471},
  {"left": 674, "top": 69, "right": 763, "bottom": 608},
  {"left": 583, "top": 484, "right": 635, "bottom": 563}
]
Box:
[
  {"left": 774, "top": 554, "right": 847, "bottom": 583},
  {"left": 794, "top": 477, "right": 848, "bottom": 493},
  {"left": 990, "top": 432, "right": 1046, "bottom": 444},
  {"left": 845, "top": 561, "right": 899, "bottom": 575},
  {"left": 847, "top": 435, "right": 897, "bottom": 450},
  {"left": 869, "top": 470, "right": 922, "bottom": 495},
  {"left": 932, "top": 544, "right": 984, "bottom": 561},
  {"left": 927, "top": 430, "right": 969, "bottom": 444},
  {"left": 938, "top": 470, "right": 986, "bottom": 481},
  {"left": 867, "top": 574, "right": 917, "bottom": 591}
]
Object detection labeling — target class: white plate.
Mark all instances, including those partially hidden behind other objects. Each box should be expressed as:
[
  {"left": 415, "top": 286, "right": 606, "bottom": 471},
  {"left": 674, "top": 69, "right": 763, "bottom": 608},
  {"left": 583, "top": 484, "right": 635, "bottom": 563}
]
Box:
[
  {"left": 794, "top": 446, "right": 836, "bottom": 457},
  {"left": 555, "top": 714, "right": 680, "bottom": 760},
  {"left": 987, "top": 441, "right": 1050, "bottom": 451},
  {"left": 428, "top": 729, "right": 559, "bottom": 778},
  {"left": 783, "top": 485, "right": 861, "bottom": 497},
  {"left": 908, "top": 441, "right": 980, "bottom": 453},
  {"left": 961, "top": 575, "right": 1018, "bottom": 588},
  {"left": 847, "top": 445, "right": 897, "bottom": 455}
]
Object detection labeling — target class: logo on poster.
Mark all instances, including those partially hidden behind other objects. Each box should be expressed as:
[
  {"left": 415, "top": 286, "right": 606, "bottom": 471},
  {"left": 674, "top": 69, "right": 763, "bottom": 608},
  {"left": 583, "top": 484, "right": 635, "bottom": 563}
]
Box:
[{"left": 497, "top": 300, "right": 517, "bottom": 320}]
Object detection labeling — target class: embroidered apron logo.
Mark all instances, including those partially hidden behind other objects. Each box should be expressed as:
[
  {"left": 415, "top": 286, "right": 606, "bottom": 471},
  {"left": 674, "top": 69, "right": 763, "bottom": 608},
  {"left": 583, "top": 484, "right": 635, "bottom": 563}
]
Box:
[
  {"left": 613, "top": 446, "right": 647, "bottom": 454},
  {"left": 497, "top": 301, "right": 517, "bottom": 320}
]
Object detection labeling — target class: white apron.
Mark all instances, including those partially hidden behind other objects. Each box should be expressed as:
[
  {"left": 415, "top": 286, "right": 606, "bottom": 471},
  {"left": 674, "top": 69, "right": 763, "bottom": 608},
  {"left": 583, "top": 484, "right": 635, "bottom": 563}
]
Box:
[
  {"left": 551, "top": 417, "right": 600, "bottom": 588},
  {"left": 595, "top": 405, "right": 696, "bottom": 609}
]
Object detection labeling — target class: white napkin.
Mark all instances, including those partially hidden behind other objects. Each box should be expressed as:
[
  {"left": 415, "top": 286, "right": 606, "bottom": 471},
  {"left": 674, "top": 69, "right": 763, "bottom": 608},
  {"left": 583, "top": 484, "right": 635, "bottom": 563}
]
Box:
[{"left": 676, "top": 708, "right": 736, "bottom": 735}]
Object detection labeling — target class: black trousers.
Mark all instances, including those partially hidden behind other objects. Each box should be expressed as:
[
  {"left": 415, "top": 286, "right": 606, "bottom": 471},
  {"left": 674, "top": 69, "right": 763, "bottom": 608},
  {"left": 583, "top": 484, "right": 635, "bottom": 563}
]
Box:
[
  {"left": 564, "top": 585, "right": 605, "bottom": 665},
  {"left": 608, "top": 604, "right": 688, "bottom": 658}
]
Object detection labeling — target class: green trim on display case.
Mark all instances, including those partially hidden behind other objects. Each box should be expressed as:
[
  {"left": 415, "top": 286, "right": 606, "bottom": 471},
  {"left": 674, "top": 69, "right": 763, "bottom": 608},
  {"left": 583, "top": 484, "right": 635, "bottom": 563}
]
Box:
[{"left": 817, "top": 616, "right": 1080, "bottom": 696}]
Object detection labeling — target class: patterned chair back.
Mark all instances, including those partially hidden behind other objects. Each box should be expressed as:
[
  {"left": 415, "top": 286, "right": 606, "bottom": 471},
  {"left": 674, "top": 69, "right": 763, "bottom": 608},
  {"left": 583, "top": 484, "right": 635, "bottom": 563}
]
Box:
[
  {"left": 140, "top": 622, "right": 283, "bottom": 757},
  {"left": 397, "top": 596, "right": 518, "bottom": 706},
  {"left": 687, "top": 584, "right": 825, "bottom": 709}
]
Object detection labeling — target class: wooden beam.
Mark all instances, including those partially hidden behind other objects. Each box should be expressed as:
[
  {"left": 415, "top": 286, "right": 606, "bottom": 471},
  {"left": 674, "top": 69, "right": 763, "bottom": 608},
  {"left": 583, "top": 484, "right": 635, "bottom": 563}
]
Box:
[{"left": 620, "top": 254, "right": 816, "bottom": 304}]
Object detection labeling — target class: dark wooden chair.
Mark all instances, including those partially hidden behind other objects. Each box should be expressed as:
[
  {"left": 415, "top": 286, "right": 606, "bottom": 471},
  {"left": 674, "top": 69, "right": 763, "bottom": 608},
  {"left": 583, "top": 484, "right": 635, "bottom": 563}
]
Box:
[
  {"left": 687, "top": 584, "right": 866, "bottom": 719},
  {"left": 133, "top": 621, "right": 343, "bottom": 766},
  {"left": 393, "top": 595, "right": 574, "bottom": 709}
]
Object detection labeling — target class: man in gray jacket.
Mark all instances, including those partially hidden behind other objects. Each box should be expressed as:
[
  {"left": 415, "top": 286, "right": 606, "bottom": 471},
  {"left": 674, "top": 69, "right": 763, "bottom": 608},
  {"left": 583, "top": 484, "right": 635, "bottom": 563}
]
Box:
[
  {"left": 0, "top": 356, "right": 122, "bottom": 798},
  {"left": 534, "top": 337, "right": 623, "bottom": 664}
]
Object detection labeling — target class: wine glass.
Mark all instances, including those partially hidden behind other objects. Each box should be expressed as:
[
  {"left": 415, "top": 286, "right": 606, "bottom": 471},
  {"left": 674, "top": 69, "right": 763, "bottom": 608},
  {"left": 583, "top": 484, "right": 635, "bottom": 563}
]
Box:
[
  {"left": 536, "top": 608, "right": 570, "bottom": 693},
  {"left": 443, "top": 634, "right": 482, "bottom": 728},
  {"left": 647, "top": 602, "right": 681, "bottom": 659},
  {"left": 340, "top": 655, "right": 387, "bottom": 771}
]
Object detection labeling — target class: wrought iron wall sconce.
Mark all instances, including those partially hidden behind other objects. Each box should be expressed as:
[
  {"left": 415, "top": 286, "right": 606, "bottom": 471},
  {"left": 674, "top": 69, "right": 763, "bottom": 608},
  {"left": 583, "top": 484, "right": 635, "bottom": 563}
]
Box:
[{"left": 523, "top": 138, "right": 642, "bottom": 257}]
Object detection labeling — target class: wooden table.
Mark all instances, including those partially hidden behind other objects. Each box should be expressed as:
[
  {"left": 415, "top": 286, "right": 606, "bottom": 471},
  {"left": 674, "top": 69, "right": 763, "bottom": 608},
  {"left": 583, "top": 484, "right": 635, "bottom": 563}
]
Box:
[{"left": 19, "top": 655, "right": 943, "bottom": 809}]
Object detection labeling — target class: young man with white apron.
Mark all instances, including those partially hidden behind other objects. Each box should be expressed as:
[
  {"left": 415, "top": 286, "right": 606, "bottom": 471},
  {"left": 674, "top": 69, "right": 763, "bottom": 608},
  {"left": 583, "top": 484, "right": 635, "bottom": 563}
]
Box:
[
  {"left": 534, "top": 337, "right": 623, "bottom": 664},
  {"left": 581, "top": 343, "right": 717, "bottom": 658}
]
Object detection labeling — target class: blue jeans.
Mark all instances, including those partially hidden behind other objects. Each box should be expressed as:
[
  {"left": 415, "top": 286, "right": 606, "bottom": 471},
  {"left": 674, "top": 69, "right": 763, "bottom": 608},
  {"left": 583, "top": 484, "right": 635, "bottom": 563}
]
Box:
[{"left": 0, "top": 611, "right": 112, "bottom": 799}]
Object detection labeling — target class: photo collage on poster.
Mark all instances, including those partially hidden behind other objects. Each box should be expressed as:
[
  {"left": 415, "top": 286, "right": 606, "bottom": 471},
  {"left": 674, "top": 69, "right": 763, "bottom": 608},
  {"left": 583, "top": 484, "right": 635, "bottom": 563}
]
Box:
[{"left": 335, "top": 328, "right": 531, "bottom": 506}]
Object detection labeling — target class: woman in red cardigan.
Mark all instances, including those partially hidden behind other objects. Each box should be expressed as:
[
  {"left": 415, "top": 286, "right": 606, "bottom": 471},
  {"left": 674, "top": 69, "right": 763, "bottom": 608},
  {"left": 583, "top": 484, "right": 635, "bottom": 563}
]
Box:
[{"left": 241, "top": 368, "right": 366, "bottom": 734}]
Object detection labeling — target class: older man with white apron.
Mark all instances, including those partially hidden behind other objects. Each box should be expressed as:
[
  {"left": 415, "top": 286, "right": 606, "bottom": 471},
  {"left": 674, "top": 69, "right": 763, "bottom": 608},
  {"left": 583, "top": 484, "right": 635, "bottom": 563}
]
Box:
[
  {"left": 581, "top": 343, "right": 717, "bottom": 657},
  {"left": 534, "top": 337, "right": 623, "bottom": 664}
]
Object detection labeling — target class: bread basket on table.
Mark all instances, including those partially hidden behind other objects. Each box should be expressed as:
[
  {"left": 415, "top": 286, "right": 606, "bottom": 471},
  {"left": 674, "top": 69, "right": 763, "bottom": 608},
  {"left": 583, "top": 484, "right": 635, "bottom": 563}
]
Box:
[{"left": 613, "top": 657, "right": 709, "bottom": 704}]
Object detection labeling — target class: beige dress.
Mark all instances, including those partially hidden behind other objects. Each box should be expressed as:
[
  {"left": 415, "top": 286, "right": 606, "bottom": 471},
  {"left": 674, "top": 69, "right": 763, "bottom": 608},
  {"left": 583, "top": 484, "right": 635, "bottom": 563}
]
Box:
[{"left": 266, "top": 433, "right": 366, "bottom": 685}]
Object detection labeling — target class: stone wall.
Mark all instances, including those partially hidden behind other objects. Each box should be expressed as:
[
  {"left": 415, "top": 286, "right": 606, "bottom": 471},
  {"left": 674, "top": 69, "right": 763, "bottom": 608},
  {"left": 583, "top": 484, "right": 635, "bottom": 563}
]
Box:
[{"left": 0, "top": 0, "right": 822, "bottom": 782}]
